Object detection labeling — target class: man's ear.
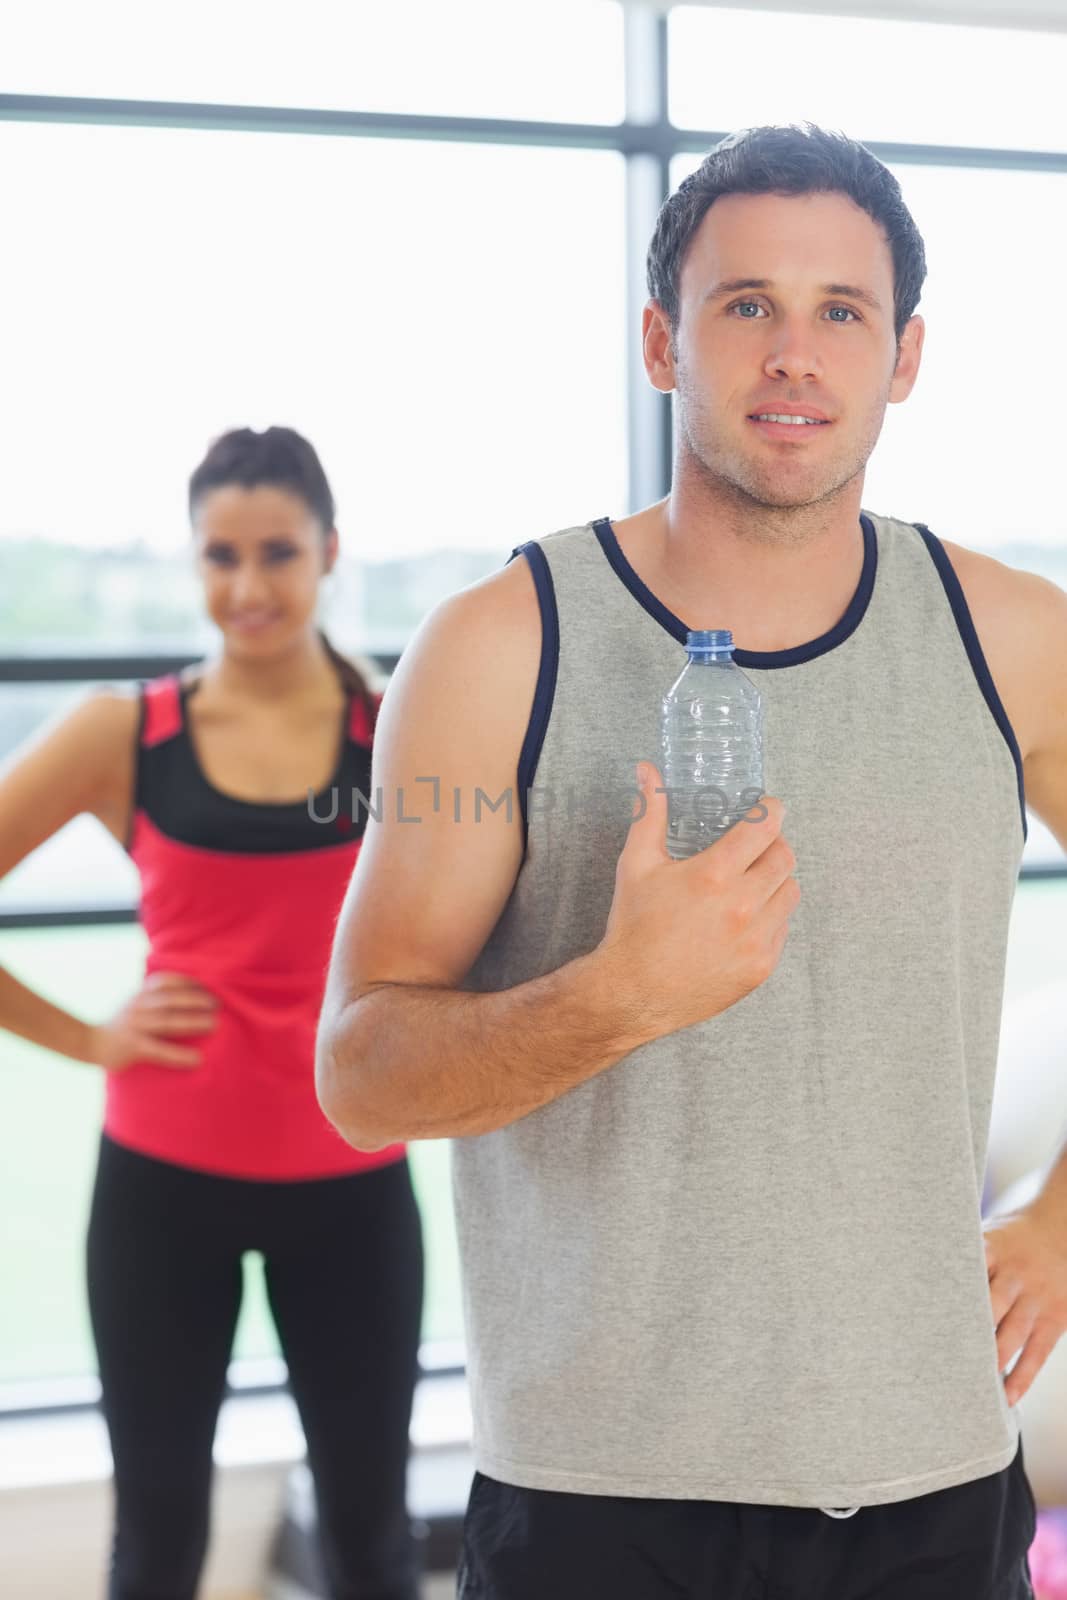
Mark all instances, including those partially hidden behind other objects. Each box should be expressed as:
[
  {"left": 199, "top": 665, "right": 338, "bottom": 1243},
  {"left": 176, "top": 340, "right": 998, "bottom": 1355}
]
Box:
[
  {"left": 889, "top": 313, "right": 924, "bottom": 404},
  {"left": 643, "top": 300, "right": 678, "bottom": 395}
]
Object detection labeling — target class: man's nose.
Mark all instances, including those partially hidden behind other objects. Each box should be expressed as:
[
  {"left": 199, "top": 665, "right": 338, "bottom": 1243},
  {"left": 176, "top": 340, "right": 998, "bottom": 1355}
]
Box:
[{"left": 762, "top": 320, "right": 822, "bottom": 384}]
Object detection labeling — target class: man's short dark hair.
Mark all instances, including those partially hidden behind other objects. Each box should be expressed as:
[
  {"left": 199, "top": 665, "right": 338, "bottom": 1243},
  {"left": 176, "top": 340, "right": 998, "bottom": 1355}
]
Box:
[{"left": 647, "top": 122, "right": 927, "bottom": 348}]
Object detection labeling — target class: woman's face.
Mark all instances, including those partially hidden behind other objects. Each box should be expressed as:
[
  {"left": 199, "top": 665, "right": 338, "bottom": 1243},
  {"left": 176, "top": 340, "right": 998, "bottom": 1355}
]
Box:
[{"left": 191, "top": 484, "right": 337, "bottom": 658}]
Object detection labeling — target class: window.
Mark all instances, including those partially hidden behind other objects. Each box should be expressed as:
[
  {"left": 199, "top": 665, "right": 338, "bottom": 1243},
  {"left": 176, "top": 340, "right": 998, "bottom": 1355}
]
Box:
[
  {"left": 666, "top": 153, "right": 1067, "bottom": 587},
  {"left": 0, "top": 102, "right": 627, "bottom": 1391},
  {"left": 669, "top": 5, "right": 1067, "bottom": 153},
  {"left": 667, "top": 150, "right": 1067, "bottom": 869},
  {"left": 1, "top": 0, "right": 625, "bottom": 124},
  {"left": 0, "top": 121, "right": 628, "bottom": 658},
  {"left": 0, "top": 925, "right": 462, "bottom": 1384},
  {"left": 2, "top": 886, "right": 1061, "bottom": 1383},
  {"left": 2, "top": 5, "right": 1065, "bottom": 1403}
]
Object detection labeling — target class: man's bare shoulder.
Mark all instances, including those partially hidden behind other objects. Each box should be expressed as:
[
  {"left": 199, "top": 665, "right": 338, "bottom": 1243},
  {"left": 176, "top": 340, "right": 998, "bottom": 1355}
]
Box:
[
  {"left": 466, "top": 547, "right": 543, "bottom": 615},
  {"left": 417, "top": 550, "right": 542, "bottom": 669},
  {"left": 939, "top": 537, "right": 1067, "bottom": 764},
  {"left": 380, "top": 551, "right": 544, "bottom": 759},
  {"left": 940, "top": 536, "right": 1066, "bottom": 623}
]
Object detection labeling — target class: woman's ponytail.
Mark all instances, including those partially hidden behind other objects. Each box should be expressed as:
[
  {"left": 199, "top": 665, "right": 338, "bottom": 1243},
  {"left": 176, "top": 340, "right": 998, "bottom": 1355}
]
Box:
[{"left": 319, "top": 628, "right": 382, "bottom": 710}]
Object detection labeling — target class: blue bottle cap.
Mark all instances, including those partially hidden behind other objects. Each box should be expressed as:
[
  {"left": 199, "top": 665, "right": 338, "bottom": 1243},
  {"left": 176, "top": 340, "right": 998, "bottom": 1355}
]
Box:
[{"left": 687, "top": 629, "right": 733, "bottom": 652}]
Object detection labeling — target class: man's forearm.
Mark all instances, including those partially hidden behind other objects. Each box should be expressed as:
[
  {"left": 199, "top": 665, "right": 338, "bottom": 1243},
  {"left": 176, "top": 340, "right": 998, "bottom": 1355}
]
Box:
[{"left": 316, "top": 949, "right": 653, "bottom": 1148}]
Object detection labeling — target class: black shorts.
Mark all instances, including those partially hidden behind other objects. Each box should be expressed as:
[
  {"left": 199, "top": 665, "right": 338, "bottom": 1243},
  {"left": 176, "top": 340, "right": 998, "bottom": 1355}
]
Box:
[{"left": 458, "top": 1441, "right": 1036, "bottom": 1599}]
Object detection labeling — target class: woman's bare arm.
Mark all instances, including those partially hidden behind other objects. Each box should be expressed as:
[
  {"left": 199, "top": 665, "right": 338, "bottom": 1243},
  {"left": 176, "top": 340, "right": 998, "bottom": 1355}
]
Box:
[{"left": 0, "top": 692, "right": 140, "bottom": 1059}]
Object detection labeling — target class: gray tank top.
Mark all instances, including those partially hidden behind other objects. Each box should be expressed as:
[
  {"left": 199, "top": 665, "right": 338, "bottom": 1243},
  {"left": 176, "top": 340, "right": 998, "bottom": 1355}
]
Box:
[{"left": 453, "top": 510, "right": 1027, "bottom": 1509}]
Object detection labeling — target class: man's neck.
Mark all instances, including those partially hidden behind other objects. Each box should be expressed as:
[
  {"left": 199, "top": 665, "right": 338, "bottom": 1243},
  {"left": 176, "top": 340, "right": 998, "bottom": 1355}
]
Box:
[{"left": 613, "top": 460, "right": 868, "bottom": 653}]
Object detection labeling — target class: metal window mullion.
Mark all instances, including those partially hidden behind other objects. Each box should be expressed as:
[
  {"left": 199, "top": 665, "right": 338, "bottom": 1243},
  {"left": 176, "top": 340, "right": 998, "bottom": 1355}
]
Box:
[
  {"left": 622, "top": 6, "right": 673, "bottom": 512},
  {"left": 0, "top": 655, "right": 401, "bottom": 682},
  {"left": 2, "top": 861, "right": 1063, "bottom": 936},
  {"left": 0, "top": 91, "right": 666, "bottom": 155},
  {"left": 670, "top": 126, "right": 1067, "bottom": 175}
]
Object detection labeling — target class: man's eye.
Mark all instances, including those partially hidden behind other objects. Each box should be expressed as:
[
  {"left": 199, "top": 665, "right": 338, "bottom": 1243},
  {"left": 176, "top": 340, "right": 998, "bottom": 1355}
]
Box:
[
  {"left": 264, "top": 547, "right": 297, "bottom": 563},
  {"left": 204, "top": 548, "right": 237, "bottom": 565},
  {"left": 729, "top": 300, "right": 863, "bottom": 321}
]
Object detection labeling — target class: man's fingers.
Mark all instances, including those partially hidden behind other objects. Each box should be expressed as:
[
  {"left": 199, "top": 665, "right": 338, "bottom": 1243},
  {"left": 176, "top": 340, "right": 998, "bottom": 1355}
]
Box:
[
  {"left": 1004, "top": 1321, "right": 1060, "bottom": 1406},
  {"left": 622, "top": 764, "right": 671, "bottom": 865},
  {"left": 699, "top": 794, "right": 786, "bottom": 872},
  {"left": 994, "top": 1300, "right": 1036, "bottom": 1375},
  {"left": 987, "top": 1270, "right": 1022, "bottom": 1330},
  {"left": 628, "top": 769, "right": 786, "bottom": 867}
]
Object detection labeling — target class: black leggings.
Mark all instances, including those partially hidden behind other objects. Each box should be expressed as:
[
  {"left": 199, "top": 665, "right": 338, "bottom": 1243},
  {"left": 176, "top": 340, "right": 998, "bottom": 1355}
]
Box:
[{"left": 87, "top": 1133, "right": 424, "bottom": 1600}]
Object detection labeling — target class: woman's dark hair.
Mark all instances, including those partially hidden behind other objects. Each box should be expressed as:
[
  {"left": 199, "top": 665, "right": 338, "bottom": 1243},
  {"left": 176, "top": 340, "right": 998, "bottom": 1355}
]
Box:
[
  {"left": 646, "top": 122, "right": 927, "bottom": 349},
  {"left": 187, "top": 425, "right": 371, "bottom": 702}
]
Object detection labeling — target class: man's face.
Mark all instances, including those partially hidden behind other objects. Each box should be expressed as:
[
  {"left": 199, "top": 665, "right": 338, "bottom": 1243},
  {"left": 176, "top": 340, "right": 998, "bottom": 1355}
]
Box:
[{"left": 653, "top": 189, "right": 923, "bottom": 514}]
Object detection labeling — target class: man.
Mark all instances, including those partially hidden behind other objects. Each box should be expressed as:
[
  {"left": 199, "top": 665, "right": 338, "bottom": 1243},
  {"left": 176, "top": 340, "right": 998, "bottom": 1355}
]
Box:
[{"left": 317, "top": 124, "right": 1067, "bottom": 1598}]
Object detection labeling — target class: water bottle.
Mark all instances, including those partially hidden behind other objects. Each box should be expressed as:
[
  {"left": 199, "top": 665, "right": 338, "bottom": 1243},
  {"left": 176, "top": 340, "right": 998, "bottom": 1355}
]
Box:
[{"left": 661, "top": 629, "right": 764, "bottom": 861}]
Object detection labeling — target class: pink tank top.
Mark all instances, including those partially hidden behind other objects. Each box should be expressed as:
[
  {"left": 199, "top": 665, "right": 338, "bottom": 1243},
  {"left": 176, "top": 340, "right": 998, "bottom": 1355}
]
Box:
[{"left": 103, "top": 674, "right": 405, "bottom": 1180}]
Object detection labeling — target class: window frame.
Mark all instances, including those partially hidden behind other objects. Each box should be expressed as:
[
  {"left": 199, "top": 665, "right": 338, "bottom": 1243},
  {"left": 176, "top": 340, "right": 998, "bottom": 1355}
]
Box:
[{"left": 1, "top": 6, "right": 1066, "bottom": 1419}]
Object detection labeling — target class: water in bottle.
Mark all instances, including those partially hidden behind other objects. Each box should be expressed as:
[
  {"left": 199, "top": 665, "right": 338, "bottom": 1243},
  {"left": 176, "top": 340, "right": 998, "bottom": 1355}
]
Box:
[{"left": 661, "top": 629, "right": 764, "bottom": 860}]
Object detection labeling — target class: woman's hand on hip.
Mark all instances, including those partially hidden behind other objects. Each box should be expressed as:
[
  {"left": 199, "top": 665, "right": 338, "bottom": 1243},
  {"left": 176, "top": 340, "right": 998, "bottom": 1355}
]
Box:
[{"left": 87, "top": 972, "right": 219, "bottom": 1071}]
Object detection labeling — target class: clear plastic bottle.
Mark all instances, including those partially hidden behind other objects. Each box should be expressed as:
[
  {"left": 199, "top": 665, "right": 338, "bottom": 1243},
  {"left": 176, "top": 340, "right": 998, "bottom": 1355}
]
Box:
[{"left": 661, "top": 629, "right": 764, "bottom": 861}]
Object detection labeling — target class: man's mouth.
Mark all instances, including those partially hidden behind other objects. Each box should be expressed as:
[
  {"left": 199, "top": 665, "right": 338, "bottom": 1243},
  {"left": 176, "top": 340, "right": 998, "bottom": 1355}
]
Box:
[
  {"left": 747, "top": 412, "right": 833, "bottom": 439},
  {"left": 749, "top": 412, "right": 830, "bottom": 426}
]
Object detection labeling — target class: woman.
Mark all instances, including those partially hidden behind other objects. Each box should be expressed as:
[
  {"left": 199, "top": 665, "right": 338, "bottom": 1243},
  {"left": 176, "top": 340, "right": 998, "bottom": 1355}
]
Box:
[{"left": 0, "top": 426, "right": 424, "bottom": 1600}]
